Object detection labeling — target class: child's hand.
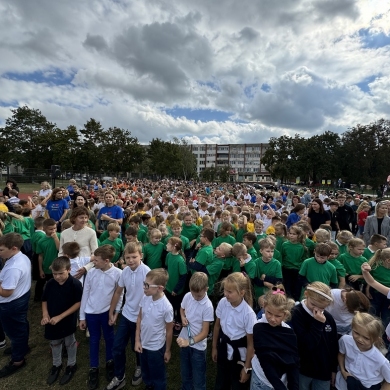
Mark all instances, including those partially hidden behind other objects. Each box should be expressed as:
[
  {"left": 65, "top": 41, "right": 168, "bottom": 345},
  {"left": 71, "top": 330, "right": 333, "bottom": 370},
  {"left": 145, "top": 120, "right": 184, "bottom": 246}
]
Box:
[
  {"left": 40, "top": 270, "right": 46, "bottom": 279},
  {"left": 74, "top": 267, "right": 86, "bottom": 279},
  {"left": 181, "top": 316, "right": 189, "bottom": 326},
  {"left": 189, "top": 258, "right": 195, "bottom": 263},
  {"left": 41, "top": 315, "right": 50, "bottom": 325},
  {"left": 79, "top": 320, "right": 87, "bottom": 330},
  {"left": 361, "top": 263, "right": 371, "bottom": 272},
  {"left": 109, "top": 313, "right": 118, "bottom": 326},
  {"left": 171, "top": 291, "right": 177, "bottom": 296},
  {"left": 135, "top": 341, "right": 142, "bottom": 353},
  {"left": 312, "top": 308, "right": 326, "bottom": 323},
  {"left": 164, "top": 350, "right": 171, "bottom": 363},
  {"left": 239, "top": 368, "right": 250, "bottom": 384},
  {"left": 101, "top": 214, "right": 110, "bottom": 221},
  {"left": 212, "top": 346, "right": 218, "bottom": 362},
  {"left": 341, "top": 370, "right": 352, "bottom": 381},
  {"left": 264, "top": 282, "right": 273, "bottom": 289},
  {"left": 348, "top": 275, "right": 361, "bottom": 283},
  {"left": 49, "top": 316, "right": 62, "bottom": 325},
  {"left": 177, "top": 337, "right": 189, "bottom": 348}
]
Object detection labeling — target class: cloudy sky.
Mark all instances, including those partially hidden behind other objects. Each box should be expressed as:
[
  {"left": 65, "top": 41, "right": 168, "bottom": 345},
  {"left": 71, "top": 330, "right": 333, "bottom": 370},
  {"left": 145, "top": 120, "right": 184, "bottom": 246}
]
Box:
[{"left": 0, "top": 0, "right": 389, "bottom": 144}]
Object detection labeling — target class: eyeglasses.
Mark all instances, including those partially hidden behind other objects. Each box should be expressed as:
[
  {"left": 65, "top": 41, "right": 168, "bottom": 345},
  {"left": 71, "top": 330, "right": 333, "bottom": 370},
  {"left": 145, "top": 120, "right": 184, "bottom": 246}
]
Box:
[{"left": 143, "top": 282, "right": 161, "bottom": 290}]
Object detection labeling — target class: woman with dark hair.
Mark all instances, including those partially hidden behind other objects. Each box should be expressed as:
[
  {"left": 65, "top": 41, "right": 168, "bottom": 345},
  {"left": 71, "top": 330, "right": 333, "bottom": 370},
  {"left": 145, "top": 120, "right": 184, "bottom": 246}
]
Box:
[
  {"left": 307, "top": 198, "right": 331, "bottom": 235},
  {"left": 286, "top": 203, "right": 306, "bottom": 228},
  {"left": 65, "top": 194, "right": 96, "bottom": 224},
  {"left": 2, "top": 179, "right": 19, "bottom": 198},
  {"left": 41, "top": 188, "right": 70, "bottom": 231}
]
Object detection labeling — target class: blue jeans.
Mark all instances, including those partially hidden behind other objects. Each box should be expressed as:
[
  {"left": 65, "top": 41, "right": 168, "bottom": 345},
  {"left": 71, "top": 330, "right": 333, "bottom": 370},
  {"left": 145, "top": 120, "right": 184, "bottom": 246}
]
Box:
[
  {"left": 140, "top": 345, "right": 166, "bottom": 390},
  {"left": 112, "top": 315, "right": 140, "bottom": 379},
  {"left": 85, "top": 311, "right": 114, "bottom": 368},
  {"left": 250, "top": 370, "right": 273, "bottom": 390},
  {"left": 299, "top": 374, "right": 330, "bottom": 390},
  {"left": 0, "top": 291, "right": 30, "bottom": 362},
  {"left": 180, "top": 346, "right": 207, "bottom": 390}
]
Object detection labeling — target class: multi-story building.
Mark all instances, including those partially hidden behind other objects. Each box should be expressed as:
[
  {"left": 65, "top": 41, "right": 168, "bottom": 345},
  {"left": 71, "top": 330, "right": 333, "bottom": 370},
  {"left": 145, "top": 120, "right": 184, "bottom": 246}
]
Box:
[{"left": 190, "top": 143, "right": 272, "bottom": 182}]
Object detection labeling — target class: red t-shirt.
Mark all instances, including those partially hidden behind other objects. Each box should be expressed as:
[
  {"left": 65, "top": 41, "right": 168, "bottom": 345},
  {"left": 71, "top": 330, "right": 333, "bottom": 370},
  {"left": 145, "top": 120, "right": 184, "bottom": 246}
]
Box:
[{"left": 357, "top": 211, "right": 368, "bottom": 226}]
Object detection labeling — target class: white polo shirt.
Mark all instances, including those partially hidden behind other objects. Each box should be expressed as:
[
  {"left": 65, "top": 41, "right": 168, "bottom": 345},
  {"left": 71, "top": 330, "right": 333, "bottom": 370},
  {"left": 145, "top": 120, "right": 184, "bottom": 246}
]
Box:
[
  {"left": 327, "top": 289, "right": 354, "bottom": 334},
  {"left": 336, "top": 335, "right": 390, "bottom": 390},
  {"left": 178, "top": 292, "right": 214, "bottom": 351},
  {"left": 80, "top": 265, "right": 122, "bottom": 320},
  {"left": 139, "top": 294, "right": 173, "bottom": 351},
  {"left": 119, "top": 262, "right": 150, "bottom": 322},
  {"left": 215, "top": 297, "right": 256, "bottom": 361},
  {"left": 0, "top": 251, "right": 31, "bottom": 303}
]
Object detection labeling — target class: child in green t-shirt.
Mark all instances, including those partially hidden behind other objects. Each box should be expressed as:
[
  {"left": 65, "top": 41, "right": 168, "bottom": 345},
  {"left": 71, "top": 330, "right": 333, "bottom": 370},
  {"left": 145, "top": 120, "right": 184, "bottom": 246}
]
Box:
[
  {"left": 242, "top": 232, "right": 258, "bottom": 261},
  {"left": 99, "top": 223, "right": 124, "bottom": 264},
  {"left": 188, "top": 228, "right": 214, "bottom": 274},
  {"left": 165, "top": 236, "right": 187, "bottom": 336},
  {"left": 35, "top": 218, "right": 60, "bottom": 301},
  {"left": 327, "top": 241, "right": 346, "bottom": 288},
  {"left": 363, "top": 233, "right": 387, "bottom": 261},
  {"left": 232, "top": 242, "right": 256, "bottom": 279},
  {"left": 31, "top": 216, "right": 46, "bottom": 281},
  {"left": 235, "top": 216, "right": 248, "bottom": 243},
  {"left": 335, "top": 230, "right": 354, "bottom": 256},
  {"left": 128, "top": 215, "right": 148, "bottom": 245},
  {"left": 142, "top": 228, "right": 165, "bottom": 269},
  {"left": 254, "top": 220, "right": 267, "bottom": 254}
]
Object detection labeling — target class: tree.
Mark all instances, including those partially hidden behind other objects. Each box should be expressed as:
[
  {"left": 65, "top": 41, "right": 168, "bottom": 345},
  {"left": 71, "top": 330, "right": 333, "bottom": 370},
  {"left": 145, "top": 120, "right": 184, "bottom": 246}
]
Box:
[{"left": 171, "top": 137, "right": 197, "bottom": 180}]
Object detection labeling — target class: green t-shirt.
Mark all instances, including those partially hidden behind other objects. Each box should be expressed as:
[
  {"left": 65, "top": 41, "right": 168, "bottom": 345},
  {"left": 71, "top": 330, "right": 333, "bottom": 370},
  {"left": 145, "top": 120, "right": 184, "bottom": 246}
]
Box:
[
  {"left": 12, "top": 219, "right": 31, "bottom": 240},
  {"left": 31, "top": 230, "right": 46, "bottom": 253},
  {"left": 275, "top": 236, "right": 287, "bottom": 253},
  {"left": 212, "top": 234, "right": 236, "bottom": 249},
  {"left": 305, "top": 238, "right": 316, "bottom": 257},
  {"left": 99, "top": 230, "right": 109, "bottom": 242},
  {"left": 363, "top": 247, "right": 375, "bottom": 261},
  {"left": 235, "top": 228, "right": 247, "bottom": 243},
  {"left": 137, "top": 229, "right": 148, "bottom": 244},
  {"left": 244, "top": 258, "right": 256, "bottom": 279},
  {"left": 371, "top": 265, "right": 390, "bottom": 288},
  {"left": 338, "top": 252, "right": 366, "bottom": 278},
  {"left": 193, "top": 245, "right": 214, "bottom": 273},
  {"left": 142, "top": 242, "right": 165, "bottom": 269},
  {"left": 165, "top": 253, "right": 187, "bottom": 294},
  {"left": 328, "top": 258, "right": 346, "bottom": 278},
  {"left": 206, "top": 256, "right": 225, "bottom": 295},
  {"left": 247, "top": 246, "right": 258, "bottom": 261},
  {"left": 299, "top": 257, "right": 338, "bottom": 286},
  {"left": 254, "top": 258, "right": 283, "bottom": 299},
  {"left": 3, "top": 221, "right": 14, "bottom": 235},
  {"left": 24, "top": 217, "right": 35, "bottom": 238},
  {"left": 36, "top": 233, "right": 61, "bottom": 274},
  {"left": 336, "top": 241, "right": 348, "bottom": 256},
  {"left": 281, "top": 241, "right": 307, "bottom": 269},
  {"left": 217, "top": 223, "right": 237, "bottom": 237},
  {"left": 99, "top": 237, "right": 124, "bottom": 263},
  {"left": 181, "top": 224, "right": 201, "bottom": 242},
  {"left": 273, "top": 248, "right": 282, "bottom": 263},
  {"left": 223, "top": 256, "right": 241, "bottom": 272}
]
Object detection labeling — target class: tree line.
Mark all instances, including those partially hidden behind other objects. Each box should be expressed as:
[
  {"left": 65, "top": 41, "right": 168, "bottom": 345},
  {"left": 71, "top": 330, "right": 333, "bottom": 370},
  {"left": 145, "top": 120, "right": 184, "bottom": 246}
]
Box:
[
  {"left": 0, "top": 106, "right": 197, "bottom": 179},
  {"left": 261, "top": 119, "right": 390, "bottom": 187}
]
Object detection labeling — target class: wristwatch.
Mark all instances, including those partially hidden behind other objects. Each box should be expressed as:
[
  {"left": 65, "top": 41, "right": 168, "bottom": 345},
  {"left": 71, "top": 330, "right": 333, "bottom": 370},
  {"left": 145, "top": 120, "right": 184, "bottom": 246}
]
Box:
[{"left": 188, "top": 336, "right": 195, "bottom": 346}]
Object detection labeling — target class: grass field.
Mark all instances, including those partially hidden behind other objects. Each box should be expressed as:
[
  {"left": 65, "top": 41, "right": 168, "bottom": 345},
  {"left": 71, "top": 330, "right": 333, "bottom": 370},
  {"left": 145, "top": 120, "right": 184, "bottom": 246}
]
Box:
[{"left": 0, "top": 281, "right": 217, "bottom": 390}]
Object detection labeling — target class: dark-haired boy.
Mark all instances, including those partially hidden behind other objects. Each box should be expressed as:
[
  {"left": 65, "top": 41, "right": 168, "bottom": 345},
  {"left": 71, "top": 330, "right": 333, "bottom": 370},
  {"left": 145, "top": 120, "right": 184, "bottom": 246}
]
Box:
[
  {"left": 42, "top": 256, "right": 83, "bottom": 385},
  {"left": 0, "top": 233, "right": 31, "bottom": 378}
]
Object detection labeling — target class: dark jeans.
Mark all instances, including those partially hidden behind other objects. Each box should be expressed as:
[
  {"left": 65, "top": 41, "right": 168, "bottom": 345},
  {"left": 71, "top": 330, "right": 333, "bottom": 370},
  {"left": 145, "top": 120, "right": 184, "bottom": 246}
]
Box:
[
  {"left": 215, "top": 358, "right": 249, "bottom": 390},
  {"left": 180, "top": 346, "right": 207, "bottom": 390},
  {"left": 0, "top": 291, "right": 30, "bottom": 362},
  {"left": 21, "top": 239, "right": 33, "bottom": 261},
  {"left": 112, "top": 315, "right": 140, "bottom": 379},
  {"left": 346, "top": 376, "right": 381, "bottom": 390},
  {"left": 34, "top": 273, "right": 53, "bottom": 301},
  {"left": 140, "top": 345, "right": 166, "bottom": 390},
  {"left": 85, "top": 311, "right": 114, "bottom": 368},
  {"left": 282, "top": 267, "right": 300, "bottom": 301},
  {"left": 165, "top": 290, "right": 183, "bottom": 324}
]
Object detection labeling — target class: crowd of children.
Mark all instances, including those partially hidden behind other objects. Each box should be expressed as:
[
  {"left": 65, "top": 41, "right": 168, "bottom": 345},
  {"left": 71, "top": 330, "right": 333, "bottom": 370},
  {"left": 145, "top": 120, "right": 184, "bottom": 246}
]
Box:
[{"left": 1, "top": 179, "right": 390, "bottom": 389}]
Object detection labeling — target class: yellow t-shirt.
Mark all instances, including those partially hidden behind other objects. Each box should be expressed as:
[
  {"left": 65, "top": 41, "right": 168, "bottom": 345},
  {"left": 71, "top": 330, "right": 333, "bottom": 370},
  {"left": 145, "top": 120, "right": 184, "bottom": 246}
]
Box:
[{"left": 0, "top": 204, "right": 8, "bottom": 212}]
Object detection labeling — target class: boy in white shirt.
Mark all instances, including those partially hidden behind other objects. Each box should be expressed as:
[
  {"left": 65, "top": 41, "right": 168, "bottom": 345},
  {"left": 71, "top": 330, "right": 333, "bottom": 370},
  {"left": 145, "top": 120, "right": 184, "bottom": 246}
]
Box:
[
  {"left": 61, "top": 242, "right": 94, "bottom": 286},
  {"left": 0, "top": 233, "right": 31, "bottom": 378},
  {"left": 105, "top": 242, "right": 151, "bottom": 390},
  {"left": 79, "top": 245, "right": 123, "bottom": 390},
  {"left": 177, "top": 272, "right": 214, "bottom": 390},
  {"left": 135, "top": 269, "right": 173, "bottom": 390}
]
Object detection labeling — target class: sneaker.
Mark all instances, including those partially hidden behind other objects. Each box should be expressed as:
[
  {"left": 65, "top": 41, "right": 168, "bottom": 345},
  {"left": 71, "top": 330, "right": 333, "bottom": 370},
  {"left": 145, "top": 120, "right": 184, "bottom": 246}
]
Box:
[
  {"left": 88, "top": 367, "right": 99, "bottom": 390},
  {"left": 131, "top": 366, "right": 142, "bottom": 386},
  {"left": 0, "top": 340, "right": 6, "bottom": 349},
  {"left": 47, "top": 364, "right": 62, "bottom": 385},
  {"left": 105, "top": 375, "right": 126, "bottom": 390},
  {"left": 86, "top": 328, "right": 90, "bottom": 338},
  {"left": 0, "top": 359, "right": 26, "bottom": 378},
  {"left": 173, "top": 322, "right": 182, "bottom": 337},
  {"left": 59, "top": 364, "right": 77, "bottom": 385},
  {"left": 106, "top": 359, "right": 115, "bottom": 382},
  {"left": 207, "top": 330, "right": 213, "bottom": 341}
]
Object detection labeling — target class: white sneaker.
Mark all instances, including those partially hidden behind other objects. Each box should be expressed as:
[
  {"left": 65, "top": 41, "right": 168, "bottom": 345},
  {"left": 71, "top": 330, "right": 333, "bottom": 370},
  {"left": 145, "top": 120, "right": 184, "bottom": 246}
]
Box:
[
  {"left": 131, "top": 366, "right": 142, "bottom": 386},
  {"left": 86, "top": 328, "right": 90, "bottom": 338},
  {"left": 0, "top": 340, "right": 6, "bottom": 349},
  {"left": 105, "top": 375, "right": 126, "bottom": 390}
]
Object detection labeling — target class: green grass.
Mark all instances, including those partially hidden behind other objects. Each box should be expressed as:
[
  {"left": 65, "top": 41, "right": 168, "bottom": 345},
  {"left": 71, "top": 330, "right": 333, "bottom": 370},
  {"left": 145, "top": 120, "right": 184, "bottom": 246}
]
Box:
[{"left": 0, "top": 282, "right": 217, "bottom": 390}]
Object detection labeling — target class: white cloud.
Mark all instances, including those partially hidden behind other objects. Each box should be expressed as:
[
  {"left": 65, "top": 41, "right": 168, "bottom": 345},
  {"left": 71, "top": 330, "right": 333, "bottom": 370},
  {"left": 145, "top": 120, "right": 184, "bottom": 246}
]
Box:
[{"left": 0, "top": 0, "right": 389, "bottom": 144}]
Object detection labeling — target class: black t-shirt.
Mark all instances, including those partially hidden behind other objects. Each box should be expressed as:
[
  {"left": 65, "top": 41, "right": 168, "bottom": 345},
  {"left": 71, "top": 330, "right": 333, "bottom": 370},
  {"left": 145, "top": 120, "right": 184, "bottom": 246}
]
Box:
[
  {"left": 42, "top": 275, "right": 83, "bottom": 340},
  {"left": 378, "top": 218, "right": 384, "bottom": 235},
  {"left": 308, "top": 211, "right": 330, "bottom": 232}
]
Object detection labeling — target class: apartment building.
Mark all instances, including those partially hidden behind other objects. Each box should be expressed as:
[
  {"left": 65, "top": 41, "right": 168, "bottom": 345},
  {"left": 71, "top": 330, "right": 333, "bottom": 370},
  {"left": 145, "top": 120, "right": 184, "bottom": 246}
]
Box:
[{"left": 190, "top": 143, "right": 272, "bottom": 182}]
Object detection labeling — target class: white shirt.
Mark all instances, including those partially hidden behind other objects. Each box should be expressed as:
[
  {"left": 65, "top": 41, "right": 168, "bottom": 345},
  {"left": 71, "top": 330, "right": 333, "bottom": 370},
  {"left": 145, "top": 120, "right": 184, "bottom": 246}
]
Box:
[
  {"left": 216, "top": 297, "right": 256, "bottom": 361},
  {"left": 178, "top": 292, "right": 214, "bottom": 351},
  {"left": 251, "top": 314, "right": 289, "bottom": 388},
  {"left": 327, "top": 289, "right": 353, "bottom": 335},
  {"left": 0, "top": 251, "right": 31, "bottom": 303},
  {"left": 336, "top": 335, "right": 390, "bottom": 390},
  {"left": 80, "top": 265, "right": 122, "bottom": 320},
  {"left": 39, "top": 189, "right": 52, "bottom": 197},
  {"left": 31, "top": 204, "right": 45, "bottom": 219},
  {"left": 119, "top": 262, "right": 150, "bottom": 322},
  {"left": 139, "top": 294, "right": 173, "bottom": 350},
  {"left": 69, "top": 256, "right": 93, "bottom": 286}
]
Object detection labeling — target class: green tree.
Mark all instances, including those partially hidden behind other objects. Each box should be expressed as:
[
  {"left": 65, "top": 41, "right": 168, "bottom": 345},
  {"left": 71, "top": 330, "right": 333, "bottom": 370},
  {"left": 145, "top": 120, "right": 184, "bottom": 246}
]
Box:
[{"left": 171, "top": 137, "right": 197, "bottom": 180}]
